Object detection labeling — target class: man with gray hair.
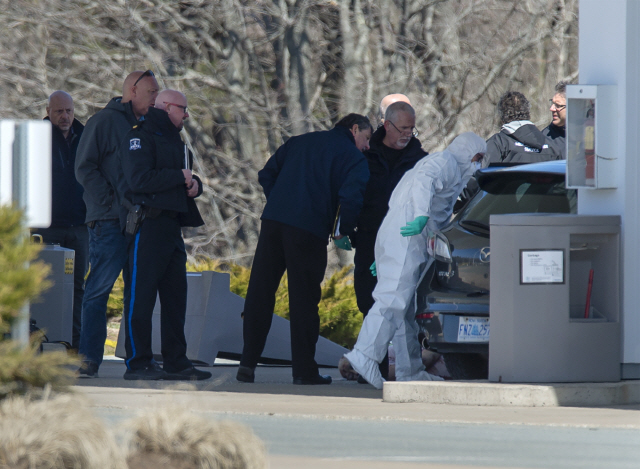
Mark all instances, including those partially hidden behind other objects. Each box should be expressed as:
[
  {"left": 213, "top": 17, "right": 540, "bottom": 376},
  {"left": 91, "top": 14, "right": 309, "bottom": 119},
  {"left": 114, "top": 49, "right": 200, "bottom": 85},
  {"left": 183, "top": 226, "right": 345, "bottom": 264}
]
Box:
[
  {"left": 31, "top": 91, "right": 88, "bottom": 351},
  {"left": 119, "top": 89, "right": 209, "bottom": 381},
  {"left": 487, "top": 91, "right": 562, "bottom": 164},
  {"left": 351, "top": 101, "right": 427, "bottom": 380},
  {"left": 542, "top": 81, "right": 568, "bottom": 158},
  {"left": 378, "top": 93, "right": 411, "bottom": 124}
]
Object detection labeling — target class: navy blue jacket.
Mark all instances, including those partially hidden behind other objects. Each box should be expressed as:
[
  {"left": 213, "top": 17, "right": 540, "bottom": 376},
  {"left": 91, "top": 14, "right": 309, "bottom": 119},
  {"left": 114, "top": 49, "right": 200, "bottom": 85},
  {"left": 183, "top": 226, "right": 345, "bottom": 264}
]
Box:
[
  {"left": 357, "top": 127, "right": 427, "bottom": 234},
  {"left": 120, "top": 107, "right": 204, "bottom": 228},
  {"left": 259, "top": 125, "right": 369, "bottom": 241},
  {"left": 44, "top": 117, "right": 86, "bottom": 227}
]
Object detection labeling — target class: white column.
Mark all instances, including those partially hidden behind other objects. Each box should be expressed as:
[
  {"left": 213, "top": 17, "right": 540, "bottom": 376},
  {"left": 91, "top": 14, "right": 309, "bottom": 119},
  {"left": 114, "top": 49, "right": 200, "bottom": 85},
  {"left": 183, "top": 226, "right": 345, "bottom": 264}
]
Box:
[{"left": 578, "top": 0, "right": 640, "bottom": 378}]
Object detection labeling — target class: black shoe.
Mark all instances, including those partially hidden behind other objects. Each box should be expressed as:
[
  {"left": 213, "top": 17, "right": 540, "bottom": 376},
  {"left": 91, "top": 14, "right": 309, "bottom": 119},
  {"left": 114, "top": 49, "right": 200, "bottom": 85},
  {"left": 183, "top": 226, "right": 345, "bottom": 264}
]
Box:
[
  {"left": 78, "top": 361, "right": 99, "bottom": 378},
  {"left": 123, "top": 363, "right": 167, "bottom": 381},
  {"left": 236, "top": 365, "right": 255, "bottom": 383},
  {"left": 164, "top": 366, "right": 212, "bottom": 381},
  {"left": 293, "top": 374, "right": 332, "bottom": 385}
]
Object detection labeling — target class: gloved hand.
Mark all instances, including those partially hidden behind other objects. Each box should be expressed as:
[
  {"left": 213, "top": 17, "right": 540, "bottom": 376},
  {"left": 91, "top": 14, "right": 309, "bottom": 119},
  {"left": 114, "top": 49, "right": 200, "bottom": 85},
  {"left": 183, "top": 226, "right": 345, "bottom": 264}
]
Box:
[
  {"left": 333, "top": 236, "right": 352, "bottom": 251},
  {"left": 400, "top": 216, "right": 429, "bottom": 237},
  {"left": 370, "top": 261, "right": 377, "bottom": 277}
]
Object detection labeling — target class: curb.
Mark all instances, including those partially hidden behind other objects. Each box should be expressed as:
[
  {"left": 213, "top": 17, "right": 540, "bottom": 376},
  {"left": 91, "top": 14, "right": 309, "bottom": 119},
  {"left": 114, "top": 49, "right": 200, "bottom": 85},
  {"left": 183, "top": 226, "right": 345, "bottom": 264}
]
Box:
[{"left": 383, "top": 380, "right": 640, "bottom": 407}]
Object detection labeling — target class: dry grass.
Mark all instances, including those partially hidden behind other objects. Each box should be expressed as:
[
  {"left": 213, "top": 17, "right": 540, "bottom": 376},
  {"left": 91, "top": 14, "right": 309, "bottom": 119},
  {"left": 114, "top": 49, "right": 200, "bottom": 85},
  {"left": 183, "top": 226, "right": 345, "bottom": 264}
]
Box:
[
  {"left": 0, "top": 392, "right": 125, "bottom": 469},
  {"left": 126, "top": 407, "right": 268, "bottom": 469}
]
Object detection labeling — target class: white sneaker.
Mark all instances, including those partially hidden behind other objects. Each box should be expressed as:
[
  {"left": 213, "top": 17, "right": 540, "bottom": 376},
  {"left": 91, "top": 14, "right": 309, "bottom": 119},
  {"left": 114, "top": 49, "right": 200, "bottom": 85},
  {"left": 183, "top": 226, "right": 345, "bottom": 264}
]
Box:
[{"left": 343, "top": 350, "right": 385, "bottom": 390}]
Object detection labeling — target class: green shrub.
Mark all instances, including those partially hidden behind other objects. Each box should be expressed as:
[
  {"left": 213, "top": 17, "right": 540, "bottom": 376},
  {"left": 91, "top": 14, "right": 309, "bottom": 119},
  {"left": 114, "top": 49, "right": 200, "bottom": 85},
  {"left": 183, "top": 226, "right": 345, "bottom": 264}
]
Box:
[
  {"left": 108, "top": 257, "right": 363, "bottom": 348},
  {"left": 190, "top": 258, "right": 363, "bottom": 348},
  {"left": 0, "top": 205, "right": 78, "bottom": 398}
]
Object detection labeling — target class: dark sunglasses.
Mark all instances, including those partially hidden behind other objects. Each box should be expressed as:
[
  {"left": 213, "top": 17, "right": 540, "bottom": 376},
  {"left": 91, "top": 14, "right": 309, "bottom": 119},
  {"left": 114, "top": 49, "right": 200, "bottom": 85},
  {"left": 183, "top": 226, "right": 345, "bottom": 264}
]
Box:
[
  {"left": 133, "top": 70, "right": 155, "bottom": 86},
  {"left": 164, "top": 102, "right": 188, "bottom": 114}
]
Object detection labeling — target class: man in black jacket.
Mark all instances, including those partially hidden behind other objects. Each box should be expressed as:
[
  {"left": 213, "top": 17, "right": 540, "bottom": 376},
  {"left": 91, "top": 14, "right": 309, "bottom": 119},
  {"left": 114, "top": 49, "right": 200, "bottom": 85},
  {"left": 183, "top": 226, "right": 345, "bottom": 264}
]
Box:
[
  {"left": 542, "top": 81, "right": 568, "bottom": 158},
  {"left": 354, "top": 101, "right": 427, "bottom": 320},
  {"left": 487, "top": 91, "right": 562, "bottom": 164},
  {"left": 119, "top": 89, "right": 210, "bottom": 381},
  {"left": 32, "top": 91, "right": 88, "bottom": 350},
  {"left": 236, "top": 114, "right": 371, "bottom": 385},
  {"left": 75, "top": 70, "right": 159, "bottom": 378}
]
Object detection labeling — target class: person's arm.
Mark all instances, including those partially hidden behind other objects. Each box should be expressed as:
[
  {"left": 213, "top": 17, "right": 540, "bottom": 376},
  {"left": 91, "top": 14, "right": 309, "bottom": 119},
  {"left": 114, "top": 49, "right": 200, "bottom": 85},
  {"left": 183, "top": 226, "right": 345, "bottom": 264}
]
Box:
[
  {"left": 258, "top": 138, "right": 292, "bottom": 198},
  {"left": 121, "top": 131, "right": 185, "bottom": 194},
  {"left": 75, "top": 116, "right": 116, "bottom": 208},
  {"left": 335, "top": 156, "right": 370, "bottom": 237},
  {"left": 188, "top": 175, "right": 204, "bottom": 198}
]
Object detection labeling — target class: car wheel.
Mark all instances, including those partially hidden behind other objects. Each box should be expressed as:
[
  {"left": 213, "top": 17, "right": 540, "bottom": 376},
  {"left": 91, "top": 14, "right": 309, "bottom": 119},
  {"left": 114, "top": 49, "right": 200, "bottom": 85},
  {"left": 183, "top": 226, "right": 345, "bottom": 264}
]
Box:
[{"left": 443, "top": 352, "right": 488, "bottom": 380}]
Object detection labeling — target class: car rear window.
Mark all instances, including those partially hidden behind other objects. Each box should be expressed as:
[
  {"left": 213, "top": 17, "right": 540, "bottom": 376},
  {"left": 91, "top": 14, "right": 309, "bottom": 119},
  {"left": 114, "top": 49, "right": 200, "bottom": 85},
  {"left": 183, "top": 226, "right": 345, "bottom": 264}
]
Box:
[{"left": 458, "top": 175, "right": 577, "bottom": 234}]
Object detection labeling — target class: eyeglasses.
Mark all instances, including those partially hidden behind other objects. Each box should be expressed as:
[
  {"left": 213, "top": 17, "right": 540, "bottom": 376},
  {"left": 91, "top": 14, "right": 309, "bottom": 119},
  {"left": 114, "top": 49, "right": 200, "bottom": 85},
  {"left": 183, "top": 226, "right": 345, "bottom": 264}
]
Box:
[
  {"left": 549, "top": 99, "right": 566, "bottom": 111},
  {"left": 164, "top": 102, "right": 188, "bottom": 115},
  {"left": 133, "top": 70, "right": 155, "bottom": 87},
  {"left": 388, "top": 120, "right": 419, "bottom": 137}
]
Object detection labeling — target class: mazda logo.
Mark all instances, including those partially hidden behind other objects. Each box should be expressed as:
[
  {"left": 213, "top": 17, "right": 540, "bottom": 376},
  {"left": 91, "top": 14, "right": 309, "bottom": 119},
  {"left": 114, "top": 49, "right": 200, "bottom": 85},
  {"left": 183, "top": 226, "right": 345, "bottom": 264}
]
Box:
[{"left": 479, "top": 247, "right": 490, "bottom": 263}]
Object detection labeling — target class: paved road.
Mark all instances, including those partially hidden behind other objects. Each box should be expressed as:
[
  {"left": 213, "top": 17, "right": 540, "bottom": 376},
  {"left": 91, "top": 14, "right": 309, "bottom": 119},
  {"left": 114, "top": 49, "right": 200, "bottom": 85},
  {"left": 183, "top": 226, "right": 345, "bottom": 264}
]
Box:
[{"left": 77, "top": 358, "right": 640, "bottom": 469}]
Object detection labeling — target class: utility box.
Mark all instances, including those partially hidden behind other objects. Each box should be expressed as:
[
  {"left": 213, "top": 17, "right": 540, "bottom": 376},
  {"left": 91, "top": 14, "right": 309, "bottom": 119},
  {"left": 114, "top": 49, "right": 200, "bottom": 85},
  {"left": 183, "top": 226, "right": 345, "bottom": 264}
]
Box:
[
  {"left": 489, "top": 214, "right": 620, "bottom": 383},
  {"left": 30, "top": 245, "right": 75, "bottom": 344}
]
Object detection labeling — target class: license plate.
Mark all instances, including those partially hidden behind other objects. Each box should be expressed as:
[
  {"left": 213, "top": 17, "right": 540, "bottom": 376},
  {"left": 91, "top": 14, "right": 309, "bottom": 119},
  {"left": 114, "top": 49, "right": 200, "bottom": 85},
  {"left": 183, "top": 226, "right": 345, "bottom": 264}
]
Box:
[{"left": 457, "top": 317, "right": 490, "bottom": 342}]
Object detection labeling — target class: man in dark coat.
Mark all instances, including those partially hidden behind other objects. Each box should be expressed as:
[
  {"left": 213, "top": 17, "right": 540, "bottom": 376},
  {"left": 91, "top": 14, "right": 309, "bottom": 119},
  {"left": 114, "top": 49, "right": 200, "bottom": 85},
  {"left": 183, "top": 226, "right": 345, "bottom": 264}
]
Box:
[
  {"left": 542, "top": 81, "right": 568, "bottom": 158},
  {"left": 119, "top": 89, "right": 209, "bottom": 381},
  {"left": 75, "top": 70, "right": 159, "bottom": 378},
  {"left": 236, "top": 114, "right": 372, "bottom": 385},
  {"left": 487, "top": 91, "right": 562, "bottom": 164},
  {"left": 32, "top": 91, "right": 88, "bottom": 350},
  {"left": 354, "top": 101, "right": 427, "bottom": 320}
]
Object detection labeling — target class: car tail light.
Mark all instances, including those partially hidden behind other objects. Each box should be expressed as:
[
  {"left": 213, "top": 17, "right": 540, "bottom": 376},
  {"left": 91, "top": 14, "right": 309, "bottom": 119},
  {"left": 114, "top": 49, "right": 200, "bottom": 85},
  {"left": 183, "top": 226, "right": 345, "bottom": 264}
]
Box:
[
  {"left": 427, "top": 231, "right": 452, "bottom": 263},
  {"left": 415, "top": 313, "right": 434, "bottom": 320}
]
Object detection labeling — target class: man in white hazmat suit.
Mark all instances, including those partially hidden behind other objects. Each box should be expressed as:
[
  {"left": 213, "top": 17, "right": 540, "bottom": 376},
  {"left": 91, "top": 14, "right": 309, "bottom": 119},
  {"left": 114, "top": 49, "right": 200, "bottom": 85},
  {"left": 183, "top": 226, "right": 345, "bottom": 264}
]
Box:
[{"left": 344, "top": 132, "right": 488, "bottom": 389}]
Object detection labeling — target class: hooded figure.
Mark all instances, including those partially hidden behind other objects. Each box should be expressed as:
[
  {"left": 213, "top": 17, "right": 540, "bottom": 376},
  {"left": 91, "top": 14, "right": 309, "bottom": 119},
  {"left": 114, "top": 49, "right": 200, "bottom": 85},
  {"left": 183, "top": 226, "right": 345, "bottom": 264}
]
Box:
[
  {"left": 487, "top": 91, "right": 562, "bottom": 164},
  {"left": 344, "top": 132, "right": 488, "bottom": 389}
]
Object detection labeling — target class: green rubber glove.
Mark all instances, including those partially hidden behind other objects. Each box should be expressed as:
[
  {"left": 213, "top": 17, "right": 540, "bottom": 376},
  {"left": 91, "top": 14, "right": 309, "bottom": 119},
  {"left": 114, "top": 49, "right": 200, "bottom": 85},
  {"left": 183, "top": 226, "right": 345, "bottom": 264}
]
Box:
[
  {"left": 400, "top": 215, "right": 429, "bottom": 237},
  {"left": 370, "top": 261, "right": 377, "bottom": 277},
  {"left": 333, "top": 237, "right": 352, "bottom": 251}
]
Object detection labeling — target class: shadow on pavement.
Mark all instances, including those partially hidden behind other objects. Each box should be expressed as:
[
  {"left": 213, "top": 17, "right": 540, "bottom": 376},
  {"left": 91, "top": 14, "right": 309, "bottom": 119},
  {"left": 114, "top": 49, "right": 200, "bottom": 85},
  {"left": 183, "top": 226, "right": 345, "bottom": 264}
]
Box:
[{"left": 73, "top": 356, "right": 383, "bottom": 399}]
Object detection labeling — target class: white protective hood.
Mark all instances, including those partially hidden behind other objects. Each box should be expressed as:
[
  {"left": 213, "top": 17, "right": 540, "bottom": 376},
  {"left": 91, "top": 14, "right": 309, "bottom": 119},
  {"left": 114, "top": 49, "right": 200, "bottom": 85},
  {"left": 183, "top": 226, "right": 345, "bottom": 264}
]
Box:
[{"left": 388, "top": 131, "right": 487, "bottom": 230}]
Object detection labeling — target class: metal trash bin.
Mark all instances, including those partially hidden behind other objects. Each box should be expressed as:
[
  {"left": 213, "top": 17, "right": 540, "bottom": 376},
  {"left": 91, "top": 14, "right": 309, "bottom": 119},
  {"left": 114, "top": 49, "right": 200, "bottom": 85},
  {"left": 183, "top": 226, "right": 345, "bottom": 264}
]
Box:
[
  {"left": 489, "top": 214, "right": 620, "bottom": 383},
  {"left": 30, "top": 245, "right": 75, "bottom": 344}
]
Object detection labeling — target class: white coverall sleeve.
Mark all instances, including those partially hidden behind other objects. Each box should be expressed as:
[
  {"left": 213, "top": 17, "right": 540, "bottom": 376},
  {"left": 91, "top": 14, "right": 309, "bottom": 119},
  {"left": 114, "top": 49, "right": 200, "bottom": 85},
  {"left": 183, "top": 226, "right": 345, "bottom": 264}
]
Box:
[{"left": 406, "top": 163, "right": 445, "bottom": 219}]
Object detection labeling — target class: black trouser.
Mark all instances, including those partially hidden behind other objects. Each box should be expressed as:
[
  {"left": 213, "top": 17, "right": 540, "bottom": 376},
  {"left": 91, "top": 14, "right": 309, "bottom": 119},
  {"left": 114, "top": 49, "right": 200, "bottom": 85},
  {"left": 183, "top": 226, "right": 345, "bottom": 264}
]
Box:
[
  {"left": 124, "top": 214, "right": 191, "bottom": 373},
  {"left": 240, "top": 219, "right": 327, "bottom": 380},
  {"left": 32, "top": 225, "right": 90, "bottom": 349},
  {"left": 353, "top": 228, "right": 389, "bottom": 379}
]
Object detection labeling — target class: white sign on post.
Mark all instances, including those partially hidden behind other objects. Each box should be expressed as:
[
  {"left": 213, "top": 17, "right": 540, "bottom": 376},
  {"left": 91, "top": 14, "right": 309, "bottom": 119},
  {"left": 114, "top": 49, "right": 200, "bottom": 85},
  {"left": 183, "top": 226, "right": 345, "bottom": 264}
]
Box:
[
  {"left": 0, "top": 120, "right": 52, "bottom": 227},
  {"left": 1, "top": 119, "right": 52, "bottom": 346}
]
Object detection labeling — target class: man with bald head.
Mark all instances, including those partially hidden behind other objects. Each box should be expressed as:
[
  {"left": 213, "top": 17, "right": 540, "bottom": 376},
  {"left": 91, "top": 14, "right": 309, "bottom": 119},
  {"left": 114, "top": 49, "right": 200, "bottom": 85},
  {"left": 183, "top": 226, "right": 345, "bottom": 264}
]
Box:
[
  {"left": 379, "top": 93, "right": 411, "bottom": 124},
  {"left": 351, "top": 100, "right": 427, "bottom": 380},
  {"left": 118, "top": 89, "right": 209, "bottom": 380},
  {"left": 31, "top": 91, "right": 88, "bottom": 350},
  {"left": 75, "top": 70, "right": 159, "bottom": 377}
]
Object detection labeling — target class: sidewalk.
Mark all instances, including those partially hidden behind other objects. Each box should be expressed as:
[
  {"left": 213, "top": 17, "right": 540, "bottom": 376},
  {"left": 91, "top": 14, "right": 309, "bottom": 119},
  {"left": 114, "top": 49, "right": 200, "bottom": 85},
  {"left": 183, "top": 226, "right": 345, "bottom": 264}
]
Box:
[
  {"left": 76, "top": 357, "right": 640, "bottom": 426},
  {"left": 74, "top": 357, "right": 640, "bottom": 469}
]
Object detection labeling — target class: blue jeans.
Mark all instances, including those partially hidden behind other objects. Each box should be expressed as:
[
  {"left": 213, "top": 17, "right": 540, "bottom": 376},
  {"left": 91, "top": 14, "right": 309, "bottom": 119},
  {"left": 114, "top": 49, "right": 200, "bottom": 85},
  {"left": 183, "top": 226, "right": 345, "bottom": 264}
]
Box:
[{"left": 78, "top": 219, "right": 129, "bottom": 366}]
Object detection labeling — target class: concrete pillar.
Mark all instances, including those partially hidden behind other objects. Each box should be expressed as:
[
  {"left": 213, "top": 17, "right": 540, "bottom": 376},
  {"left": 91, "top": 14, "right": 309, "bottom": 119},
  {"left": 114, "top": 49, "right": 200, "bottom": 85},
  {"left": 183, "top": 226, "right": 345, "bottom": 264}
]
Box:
[{"left": 578, "top": 0, "right": 640, "bottom": 378}]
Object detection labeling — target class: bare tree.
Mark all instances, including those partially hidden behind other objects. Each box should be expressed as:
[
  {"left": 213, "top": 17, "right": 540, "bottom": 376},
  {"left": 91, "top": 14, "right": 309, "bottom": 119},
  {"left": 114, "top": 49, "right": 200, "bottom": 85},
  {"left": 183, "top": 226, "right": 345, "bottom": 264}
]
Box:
[{"left": 0, "top": 0, "right": 578, "bottom": 267}]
